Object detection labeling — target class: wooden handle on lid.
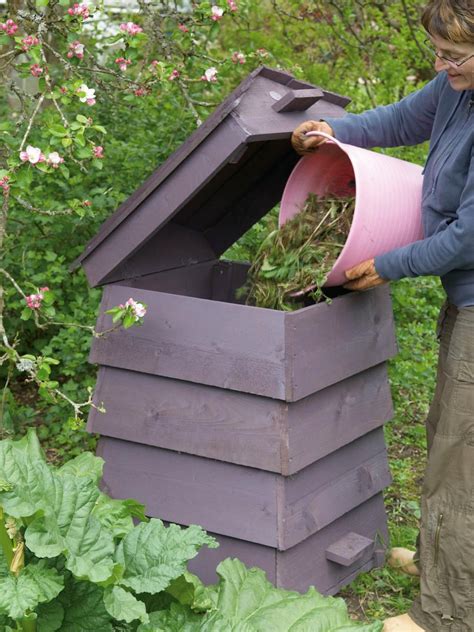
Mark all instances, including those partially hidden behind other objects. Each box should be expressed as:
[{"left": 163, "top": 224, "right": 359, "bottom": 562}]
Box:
[{"left": 272, "top": 88, "right": 324, "bottom": 112}]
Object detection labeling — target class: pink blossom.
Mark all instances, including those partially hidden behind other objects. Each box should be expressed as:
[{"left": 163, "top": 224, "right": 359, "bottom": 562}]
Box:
[
  {"left": 30, "top": 64, "right": 44, "bottom": 77},
  {"left": 92, "top": 145, "right": 104, "bottom": 158},
  {"left": 115, "top": 57, "right": 131, "bottom": 72},
  {"left": 201, "top": 67, "right": 218, "bottom": 83},
  {"left": 168, "top": 69, "right": 180, "bottom": 81},
  {"left": 134, "top": 87, "right": 149, "bottom": 96},
  {"left": 227, "top": 0, "right": 238, "bottom": 10},
  {"left": 178, "top": 23, "right": 189, "bottom": 33},
  {"left": 60, "top": 86, "right": 68, "bottom": 94},
  {"left": 67, "top": 40, "right": 85, "bottom": 59},
  {"left": 0, "top": 19, "right": 18, "bottom": 36},
  {"left": 21, "top": 35, "right": 39, "bottom": 51},
  {"left": 120, "top": 22, "right": 143, "bottom": 35},
  {"left": 25, "top": 287, "right": 49, "bottom": 310},
  {"left": 20, "top": 145, "right": 45, "bottom": 165},
  {"left": 77, "top": 83, "right": 96, "bottom": 105},
  {"left": 150, "top": 60, "right": 159, "bottom": 68},
  {"left": 231, "top": 51, "right": 246, "bottom": 64},
  {"left": 211, "top": 5, "right": 224, "bottom": 20},
  {"left": 256, "top": 48, "right": 269, "bottom": 57},
  {"left": 125, "top": 298, "right": 147, "bottom": 320},
  {"left": 46, "top": 152, "right": 64, "bottom": 168},
  {"left": 82, "top": 199, "right": 92, "bottom": 207},
  {"left": 67, "top": 3, "right": 90, "bottom": 19},
  {"left": 0, "top": 176, "right": 9, "bottom": 194}
]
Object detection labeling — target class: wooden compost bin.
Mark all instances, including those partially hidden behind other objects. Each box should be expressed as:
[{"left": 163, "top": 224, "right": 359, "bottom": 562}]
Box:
[{"left": 75, "top": 66, "right": 397, "bottom": 595}]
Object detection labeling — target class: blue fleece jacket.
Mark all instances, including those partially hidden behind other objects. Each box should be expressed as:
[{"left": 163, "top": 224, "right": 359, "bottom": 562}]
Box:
[{"left": 325, "top": 70, "right": 474, "bottom": 307}]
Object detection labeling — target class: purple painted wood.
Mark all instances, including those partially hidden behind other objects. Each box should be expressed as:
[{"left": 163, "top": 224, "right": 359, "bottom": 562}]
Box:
[
  {"left": 115, "top": 260, "right": 215, "bottom": 299},
  {"left": 72, "top": 66, "right": 349, "bottom": 274},
  {"left": 325, "top": 532, "right": 374, "bottom": 567},
  {"left": 272, "top": 88, "right": 324, "bottom": 113},
  {"left": 99, "top": 223, "right": 215, "bottom": 285},
  {"left": 285, "top": 287, "right": 397, "bottom": 401},
  {"left": 74, "top": 69, "right": 351, "bottom": 287},
  {"left": 96, "top": 428, "right": 390, "bottom": 550},
  {"left": 90, "top": 283, "right": 396, "bottom": 402},
  {"left": 87, "top": 362, "right": 392, "bottom": 475},
  {"left": 185, "top": 493, "right": 388, "bottom": 595}
]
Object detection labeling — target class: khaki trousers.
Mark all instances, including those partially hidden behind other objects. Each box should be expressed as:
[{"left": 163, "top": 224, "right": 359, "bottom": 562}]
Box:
[{"left": 411, "top": 303, "right": 474, "bottom": 632}]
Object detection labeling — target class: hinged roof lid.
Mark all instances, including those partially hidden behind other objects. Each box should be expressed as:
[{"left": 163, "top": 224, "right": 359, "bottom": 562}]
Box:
[{"left": 74, "top": 66, "right": 350, "bottom": 287}]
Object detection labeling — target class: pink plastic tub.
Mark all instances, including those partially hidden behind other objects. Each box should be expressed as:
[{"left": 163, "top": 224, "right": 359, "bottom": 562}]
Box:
[{"left": 279, "top": 131, "right": 423, "bottom": 286}]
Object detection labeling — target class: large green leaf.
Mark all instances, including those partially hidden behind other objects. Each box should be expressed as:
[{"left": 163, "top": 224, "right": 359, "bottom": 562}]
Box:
[
  {"left": 0, "top": 561, "right": 63, "bottom": 620},
  {"left": 207, "top": 559, "right": 383, "bottom": 632},
  {"left": 25, "top": 474, "right": 115, "bottom": 583},
  {"left": 116, "top": 520, "right": 218, "bottom": 595},
  {"left": 58, "top": 452, "right": 104, "bottom": 483},
  {"left": 36, "top": 600, "right": 65, "bottom": 632},
  {"left": 166, "top": 572, "right": 217, "bottom": 612},
  {"left": 93, "top": 494, "right": 145, "bottom": 539},
  {"left": 137, "top": 603, "right": 202, "bottom": 631},
  {"left": 58, "top": 577, "right": 113, "bottom": 632},
  {"left": 0, "top": 431, "right": 56, "bottom": 519},
  {"left": 103, "top": 585, "right": 149, "bottom": 624}
]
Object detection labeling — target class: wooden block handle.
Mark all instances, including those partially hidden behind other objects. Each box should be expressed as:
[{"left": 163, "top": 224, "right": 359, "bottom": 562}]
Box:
[
  {"left": 272, "top": 88, "right": 324, "bottom": 113},
  {"left": 325, "top": 532, "right": 375, "bottom": 567}
]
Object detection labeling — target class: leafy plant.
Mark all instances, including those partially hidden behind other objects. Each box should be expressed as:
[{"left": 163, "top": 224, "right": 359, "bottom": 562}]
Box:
[
  {"left": 0, "top": 429, "right": 383, "bottom": 631},
  {"left": 241, "top": 194, "right": 354, "bottom": 310}
]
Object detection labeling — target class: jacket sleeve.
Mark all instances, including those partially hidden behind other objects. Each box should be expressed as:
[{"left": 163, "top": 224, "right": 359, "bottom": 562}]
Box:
[
  {"left": 374, "top": 146, "right": 474, "bottom": 279},
  {"left": 324, "top": 73, "right": 444, "bottom": 149}
]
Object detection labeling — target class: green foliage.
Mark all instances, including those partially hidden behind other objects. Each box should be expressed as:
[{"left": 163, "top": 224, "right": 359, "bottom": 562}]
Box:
[{"left": 0, "top": 431, "right": 382, "bottom": 631}]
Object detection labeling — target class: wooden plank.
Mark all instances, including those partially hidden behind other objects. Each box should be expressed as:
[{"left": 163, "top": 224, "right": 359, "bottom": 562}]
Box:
[
  {"left": 90, "top": 284, "right": 287, "bottom": 399},
  {"left": 114, "top": 260, "right": 215, "bottom": 299},
  {"left": 88, "top": 367, "right": 285, "bottom": 472},
  {"left": 285, "top": 286, "right": 398, "bottom": 401},
  {"left": 211, "top": 261, "right": 249, "bottom": 304},
  {"left": 97, "top": 437, "right": 279, "bottom": 546},
  {"left": 88, "top": 362, "right": 392, "bottom": 475},
  {"left": 81, "top": 116, "right": 248, "bottom": 287},
  {"left": 279, "top": 429, "right": 390, "bottom": 549},
  {"left": 325, "top": 532, "right": 374, "bottom": 567},
  {"left": 187, "top": 531, "right": 277, "bottom": 586},
  {"left": 182, "top": 494, "right": 387, "bottom": 595},
  {"left": 276, "top": 493, "right": 389, "bottom": 595},
  {"left": 100, "top": 223, "right": 216, "bottom": 285},
  {"left": 287, "top": 362, "right": 393, "bottom": 474},
  {"left": 272, "top": 89, "right": 324, "bottom": 113},
  {"left": 96, "top": 429, "right": 390, "bottom": 549}
]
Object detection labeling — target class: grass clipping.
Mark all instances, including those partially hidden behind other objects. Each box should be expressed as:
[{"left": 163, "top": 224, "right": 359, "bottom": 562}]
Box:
[{"left": 241, "top": 194, "right": 355, "bottom": 310}]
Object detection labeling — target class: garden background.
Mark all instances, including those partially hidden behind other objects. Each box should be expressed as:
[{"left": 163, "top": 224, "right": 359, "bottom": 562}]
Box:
[{"left": 0, "top": 0, "right": 445, "bottom": 626}]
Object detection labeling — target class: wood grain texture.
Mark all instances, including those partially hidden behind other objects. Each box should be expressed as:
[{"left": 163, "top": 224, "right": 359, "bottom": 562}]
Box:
[
  {"left": 90, "top": 283, "right": 288, "bottom": 399},
  {"left": 96, "top": 430, "right": 390, "bottom": 549},
  {"left": 99, "top": 223, "right": 216, "bottom": 285},
  {"left": 179, "top": 493, "right": 387, "bottom": 595},
  {"left": 90, "top": 282, "right": 396, "bottom": 402},
  {"left": 73, "top": 66, "right": 348, "bottom": 272},
  {"left": 325, "top": 532, "right": 374, "bottom": 567},
  {"left": 285, "top": 286, "right": 398, "bottom": 400},
  {"left": 81, "top": 116, "right": 247, "bottom": 287},
  {"left": 88, "top": 366, "right": 285, "bottom": 472},
  {"left": 87, "top": 362, "right": 392, "bottom": 475},
  {"left": 114, "top": 260, "right": 215, "bottom": 299}
]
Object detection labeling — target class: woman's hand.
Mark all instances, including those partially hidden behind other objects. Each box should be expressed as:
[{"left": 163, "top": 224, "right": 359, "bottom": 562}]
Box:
[
  {"left": 291, "top": 121, "right": 334, "bottom": 155},
  {"left": 343, "top": 259, "right": 387, "bottom": 291}
]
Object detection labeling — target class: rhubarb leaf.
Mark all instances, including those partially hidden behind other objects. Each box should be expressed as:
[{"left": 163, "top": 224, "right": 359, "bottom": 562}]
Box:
[
  {"left": 25, "top": 474, "right": 115, "bottom": 583},
  {"left": 116, "top": 519, "right": 218, "bottom": 594},
  {"left": 103, "top": 585, "right": 149, "bottom": 624},
  {"left": 58, "top": 452, "right": 104, "bottom": 482},
  {"left": 0, "top": 561, "right": 63, "bottom": 619}
]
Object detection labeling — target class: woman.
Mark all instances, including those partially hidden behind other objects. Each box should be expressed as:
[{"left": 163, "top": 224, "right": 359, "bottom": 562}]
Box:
[{"left": 292, "top": 2, "right": 473, "bottom": 631}]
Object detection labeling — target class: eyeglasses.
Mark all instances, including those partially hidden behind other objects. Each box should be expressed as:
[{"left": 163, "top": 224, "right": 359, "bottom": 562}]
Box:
[{"left": 423, "top": 39, "right": 474, "bottom": 68}]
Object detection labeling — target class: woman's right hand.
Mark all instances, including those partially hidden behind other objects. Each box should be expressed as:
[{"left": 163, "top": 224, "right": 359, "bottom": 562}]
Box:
[{"left": 291, "top": 120, "right": 334, "bottom": 156}]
